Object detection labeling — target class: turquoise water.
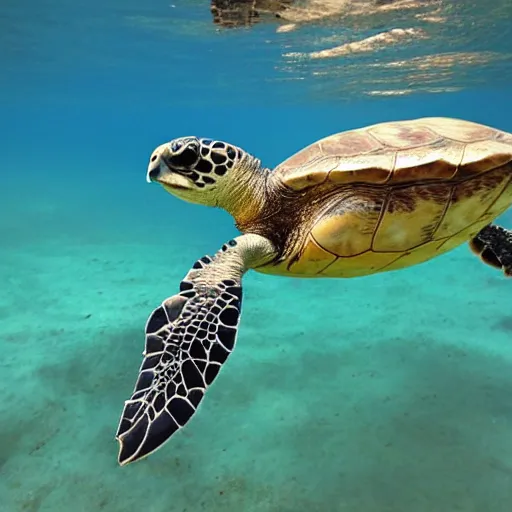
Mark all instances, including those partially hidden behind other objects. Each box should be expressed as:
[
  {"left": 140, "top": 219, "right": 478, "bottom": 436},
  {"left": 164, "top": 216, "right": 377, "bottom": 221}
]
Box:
[{"left": 1, "top": 1, "right": 512, "bottom": 510}]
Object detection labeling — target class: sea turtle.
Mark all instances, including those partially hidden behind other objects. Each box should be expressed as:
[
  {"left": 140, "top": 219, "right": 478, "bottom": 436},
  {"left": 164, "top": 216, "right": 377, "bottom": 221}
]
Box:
[{"left": 116, "top": 117, "right": 512, "bottom": 466}]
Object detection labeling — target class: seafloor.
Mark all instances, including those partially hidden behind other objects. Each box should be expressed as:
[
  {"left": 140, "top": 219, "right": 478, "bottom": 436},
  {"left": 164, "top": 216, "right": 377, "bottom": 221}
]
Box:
[{"left": 1, "top": 158, "right": 511, "bottom": 511}]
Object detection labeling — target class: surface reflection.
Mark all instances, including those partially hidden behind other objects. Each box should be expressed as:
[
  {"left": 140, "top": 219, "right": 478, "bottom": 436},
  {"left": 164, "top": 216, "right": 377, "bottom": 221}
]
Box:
[{"left": 126, "top": 0, "right": 512, "bottom": 101}]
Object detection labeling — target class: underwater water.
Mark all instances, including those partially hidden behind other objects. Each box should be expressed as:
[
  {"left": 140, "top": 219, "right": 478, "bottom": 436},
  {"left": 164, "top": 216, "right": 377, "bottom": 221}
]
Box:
[{"left": 1, "top": 0, "right": 512, "bottom": 510}]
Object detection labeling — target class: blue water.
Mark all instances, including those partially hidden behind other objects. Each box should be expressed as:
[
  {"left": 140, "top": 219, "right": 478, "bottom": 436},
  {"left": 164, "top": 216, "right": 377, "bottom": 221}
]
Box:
[{"left": 1, "top": 1, "right": 512, "bottom": 510}]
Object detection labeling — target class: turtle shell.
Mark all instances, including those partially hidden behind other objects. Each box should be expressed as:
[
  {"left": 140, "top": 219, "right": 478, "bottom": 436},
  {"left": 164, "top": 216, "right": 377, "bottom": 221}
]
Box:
[
  {"left": 274, "top": 117, "right": 512, "bottom": 190},
  {"left": 258, "top": 117, "right": 512, "bottom": 278}
]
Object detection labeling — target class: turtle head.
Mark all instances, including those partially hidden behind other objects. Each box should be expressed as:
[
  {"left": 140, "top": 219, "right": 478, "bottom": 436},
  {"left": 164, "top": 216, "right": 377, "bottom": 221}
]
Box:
[{"left": 147, "top": 136, "right": 263, "bottom": 211}]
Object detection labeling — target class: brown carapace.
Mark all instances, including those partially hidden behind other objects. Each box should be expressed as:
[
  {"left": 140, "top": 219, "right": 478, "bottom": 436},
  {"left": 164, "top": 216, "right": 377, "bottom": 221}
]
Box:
[{"left": 250, "top": 117, "right": 512, "bottom": 278}]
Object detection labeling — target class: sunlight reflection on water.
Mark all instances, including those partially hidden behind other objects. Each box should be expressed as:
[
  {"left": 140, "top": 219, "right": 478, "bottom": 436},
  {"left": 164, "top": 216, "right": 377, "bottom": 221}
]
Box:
[{"left": 126, "top": 0, "right": 512, "bottom": 102}]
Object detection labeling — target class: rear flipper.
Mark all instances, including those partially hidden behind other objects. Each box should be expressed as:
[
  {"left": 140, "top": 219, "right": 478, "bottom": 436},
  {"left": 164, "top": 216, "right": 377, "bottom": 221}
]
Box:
[{"left": 469, "top": 224, "right": 512, "bottom": 277}]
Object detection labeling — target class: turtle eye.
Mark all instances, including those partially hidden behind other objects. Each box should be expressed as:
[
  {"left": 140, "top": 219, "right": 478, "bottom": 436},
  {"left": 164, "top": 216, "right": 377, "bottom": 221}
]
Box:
[
  {"left": 179, "top": 147, "right": 199, "bottom": 167},
  {"left": 170, "top": 140, "right": 183, "bottom": 152},
  {"left": 169, "top": 139, "right": 200, "bottom": 169}
]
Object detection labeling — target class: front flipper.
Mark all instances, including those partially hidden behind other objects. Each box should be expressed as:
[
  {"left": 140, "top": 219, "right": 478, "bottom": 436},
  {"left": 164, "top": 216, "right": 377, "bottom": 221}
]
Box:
[
  {"left": 470, "top": 224, "right": 512, "bottom": 277},
  {"left": 116, "top": 234, "right": 276, "bottom": 466}
]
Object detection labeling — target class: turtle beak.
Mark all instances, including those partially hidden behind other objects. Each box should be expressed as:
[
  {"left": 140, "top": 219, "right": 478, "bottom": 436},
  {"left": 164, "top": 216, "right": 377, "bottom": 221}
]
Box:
[
  {"left": 146, "top": 145, "right": 194, "bottom": 192},
  {"left": 146, "top": 144, "right": 170, "bottom": 183},
  {"left": 146, "top": 164, "right": 160, "bottom": 183}
]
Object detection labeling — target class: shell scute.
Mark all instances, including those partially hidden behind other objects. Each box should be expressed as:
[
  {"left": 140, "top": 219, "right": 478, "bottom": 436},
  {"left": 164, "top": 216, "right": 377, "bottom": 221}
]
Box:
[
  {"left": 277, "top": 129, "right": 384, "bottom": 190},
  {"left": 419, "top": 117, "right": 495, "bottom": 143},
  {"left": 374, "top": 238, "right": 451, "bottom": 273},
  {"left": 435, "top": 166, "right": 512, "bottom": 237},
  {"left": 277, "top": 143, "right": 323, "bottom": 172},
  {"left": 368, "top": 121, "right": 441, "bottom": 148},
  {"left": 456, "top": 140, "right": 512, "bottom": 178},
  {"left": 287, "top": 235, "right": 336, "bottom": 275},
  {"left": 329, "top": 153, "right": 393, "bottom": 184},
  {"left": 319, "top": 130, "right": 382, "bottom": 156},
  {"left": 280, "top": 156, "right": 339, "bottom": 189},
  {"left": 373, "top": 183, "right": 452, "bottom": 252},
  {"left": 391, "top": 141, "right": 464, "bottom": 182},
  {"left": 311, "top": 192, "right": 385, "bottom": 257}
]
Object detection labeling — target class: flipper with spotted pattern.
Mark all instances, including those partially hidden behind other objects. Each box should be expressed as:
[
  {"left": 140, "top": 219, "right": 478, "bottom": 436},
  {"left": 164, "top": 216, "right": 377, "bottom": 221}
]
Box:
[
  {"left": 470, "top": 224, "right": 512, "bottom": 277},
  {"left": 115, "top": 234, "right": 276, "bottom": 465}
]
